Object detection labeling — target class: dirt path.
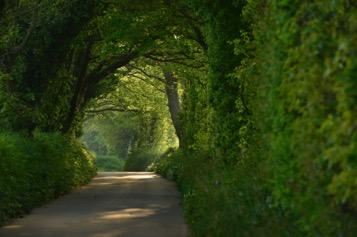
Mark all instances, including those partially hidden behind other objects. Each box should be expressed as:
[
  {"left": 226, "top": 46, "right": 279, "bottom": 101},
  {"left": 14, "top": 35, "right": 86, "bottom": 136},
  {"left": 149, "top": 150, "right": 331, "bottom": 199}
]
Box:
[{"left": 0, "top": 172, "right": 188, "bottom": 237}]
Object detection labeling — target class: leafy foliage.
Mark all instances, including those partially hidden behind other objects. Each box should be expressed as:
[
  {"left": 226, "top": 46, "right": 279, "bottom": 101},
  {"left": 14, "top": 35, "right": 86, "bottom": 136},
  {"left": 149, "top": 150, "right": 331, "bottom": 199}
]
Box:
[
  {"left": 154, "top": 0, "right": 357, "bottom": 236},
  {"left": 0, "top": 0, "right": 356, "bottom": 236},
  {"left": 95, "top": 155, "right": 125, "bottom": 172},
  {"left": 0, "top": 132, "right": 96, "bottom": 225}
]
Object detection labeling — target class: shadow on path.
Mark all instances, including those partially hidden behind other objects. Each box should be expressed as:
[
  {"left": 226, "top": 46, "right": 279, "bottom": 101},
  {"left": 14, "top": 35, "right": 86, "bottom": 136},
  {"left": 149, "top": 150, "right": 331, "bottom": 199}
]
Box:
[{"left": 0, "top": 172, "right": 188, "bottom": 237}]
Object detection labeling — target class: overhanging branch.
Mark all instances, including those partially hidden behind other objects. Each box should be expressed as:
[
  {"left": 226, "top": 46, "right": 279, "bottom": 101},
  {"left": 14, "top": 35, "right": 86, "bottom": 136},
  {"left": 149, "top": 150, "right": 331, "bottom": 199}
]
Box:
[
  {"left": 87, "top": 52, "right": 138, "bottom": 84},
  {"left": 86, "top": 107, "right": 141, "bottom": 114}
]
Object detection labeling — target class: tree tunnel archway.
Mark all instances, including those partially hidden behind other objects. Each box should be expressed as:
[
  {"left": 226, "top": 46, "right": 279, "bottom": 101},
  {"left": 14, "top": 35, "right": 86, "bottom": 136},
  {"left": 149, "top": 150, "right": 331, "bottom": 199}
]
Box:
[
  {"left": 1, "top": 1, "right": 356, "bottom": 235},
  {"left": 0, "top": 0, "right": 205, "bottom": 146}
]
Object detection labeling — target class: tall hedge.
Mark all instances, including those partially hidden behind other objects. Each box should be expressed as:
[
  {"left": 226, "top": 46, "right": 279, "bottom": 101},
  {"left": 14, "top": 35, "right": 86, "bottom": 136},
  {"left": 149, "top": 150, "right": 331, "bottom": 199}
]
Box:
[
  {"left": 253, "top": 1, "right": 357, "bottom": 234},
  {"left": 155, "top": 0, "right": 356, "bottom": 236}
]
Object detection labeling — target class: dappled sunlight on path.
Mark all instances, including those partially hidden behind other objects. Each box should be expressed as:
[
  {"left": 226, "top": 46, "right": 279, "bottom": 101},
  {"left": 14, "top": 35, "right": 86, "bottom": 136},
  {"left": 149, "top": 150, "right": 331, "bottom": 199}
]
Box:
[{"left": 0, "top": 172, "right": 187, "bottom": 237}]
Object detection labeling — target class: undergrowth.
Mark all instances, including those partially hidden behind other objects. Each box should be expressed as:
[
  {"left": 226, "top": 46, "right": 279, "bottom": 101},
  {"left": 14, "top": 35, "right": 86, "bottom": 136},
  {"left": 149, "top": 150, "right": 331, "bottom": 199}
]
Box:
[{"left": 0, "top": 132, "right": 96, "bottom": 226}]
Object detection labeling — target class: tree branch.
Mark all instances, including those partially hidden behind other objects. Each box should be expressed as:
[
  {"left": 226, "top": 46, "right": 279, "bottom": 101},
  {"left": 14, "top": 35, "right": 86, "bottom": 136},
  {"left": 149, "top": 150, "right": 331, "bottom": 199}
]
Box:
[
  {"left": 127, "top": 64, "right": 165, "bottom": 82},
  {"left": 143, "top": 54, "right": 203, "bottom": 68},
  {"left": 86, "top": 107, "right": 140, "bottom": 114},
  {"left": 126, "top": 73, "right": 166, "bottom": 93},
  {"left": 87, "top": 52, "right": 138, "bottom": 84}
]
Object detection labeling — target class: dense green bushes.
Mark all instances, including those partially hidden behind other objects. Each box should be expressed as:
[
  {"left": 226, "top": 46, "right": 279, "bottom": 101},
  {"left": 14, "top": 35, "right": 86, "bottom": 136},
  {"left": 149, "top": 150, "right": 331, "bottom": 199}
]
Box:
[
  {"left": 96, "top": 155, "right": 125, "bottom": 171},
  {"left": 0, "top": 132, "right": 96, "bottom": 225},
  {"left": 154, "top": 0, "right": 357, "bottom": 236},
  {"left": 250, "top": 1, "right": 357, "bottom": 235},
  {"left": 154, "top": 149, "right": 279, "bottom": 236},
  {"left": 124, "top": 150, "right": 158, "bottom": 171}
]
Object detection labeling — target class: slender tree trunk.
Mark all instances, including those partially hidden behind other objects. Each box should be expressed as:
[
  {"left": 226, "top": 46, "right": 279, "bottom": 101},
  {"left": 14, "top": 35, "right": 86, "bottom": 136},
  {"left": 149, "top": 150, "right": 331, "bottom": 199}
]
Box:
[{"left": 164, "top": 72, "right": 183, "bottom": 146}]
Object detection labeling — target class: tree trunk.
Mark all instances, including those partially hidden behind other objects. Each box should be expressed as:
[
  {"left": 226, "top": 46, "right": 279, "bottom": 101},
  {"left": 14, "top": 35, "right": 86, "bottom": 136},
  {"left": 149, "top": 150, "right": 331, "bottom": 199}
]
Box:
[
  {"left": 164, "top": 72, "right": 183, "bottom": 146},
  {"left": 61, "top": 42, "right": 92, "bottom": 134}
]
